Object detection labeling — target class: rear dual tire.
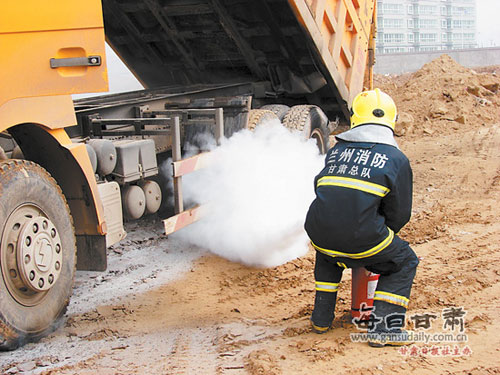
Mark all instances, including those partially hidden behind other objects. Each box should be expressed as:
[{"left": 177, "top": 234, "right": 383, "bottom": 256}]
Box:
[
  {"left": 260, "top": 104, "right": 290, "bottom": 121},
  {"left": 249, "top": 105, "right": 329, "bottom": 154},
  {"left": 247, "top": 109, "right": 280, "bottom": 131},
  {"left": 282, "top": 105, "right": 330, "bottom": 154}
]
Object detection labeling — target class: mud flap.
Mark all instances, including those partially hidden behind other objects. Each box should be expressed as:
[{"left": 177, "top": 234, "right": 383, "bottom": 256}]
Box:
[{"left": 76, "top": 235, "right": 107, "bottom": 271}]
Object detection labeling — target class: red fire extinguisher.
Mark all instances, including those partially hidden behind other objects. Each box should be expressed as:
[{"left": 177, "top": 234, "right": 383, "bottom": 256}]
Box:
[{"left": 351, "top": 268, "right": 379, "bottom": 320}]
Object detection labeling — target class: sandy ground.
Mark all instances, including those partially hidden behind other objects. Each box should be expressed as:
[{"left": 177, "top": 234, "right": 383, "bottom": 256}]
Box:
[{"left": 1, "top": 56, "right": 500, "bottom": 374}]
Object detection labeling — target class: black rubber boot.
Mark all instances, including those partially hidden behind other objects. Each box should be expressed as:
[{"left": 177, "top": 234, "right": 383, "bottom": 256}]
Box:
[
  {"left": 310, "top": 292, "right": 337, "bottom": 334},
  {"left": 368, "top": 302, "right": 411, "bottom": 347}
]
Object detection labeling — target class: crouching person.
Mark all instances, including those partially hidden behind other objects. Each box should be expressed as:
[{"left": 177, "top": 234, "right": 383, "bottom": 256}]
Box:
[{"left": 304, "top": 89, "right": 419, "bottom": 347}]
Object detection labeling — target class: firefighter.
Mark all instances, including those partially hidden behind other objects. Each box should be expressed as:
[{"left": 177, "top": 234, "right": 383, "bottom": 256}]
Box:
[{"left": 304, "top": 88, "right": 419, "bottom": 347}]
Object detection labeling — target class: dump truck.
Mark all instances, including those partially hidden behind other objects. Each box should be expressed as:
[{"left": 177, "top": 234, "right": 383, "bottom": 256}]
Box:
[{"left": 0, "top": 0, "right": 376, "bottom": 349}]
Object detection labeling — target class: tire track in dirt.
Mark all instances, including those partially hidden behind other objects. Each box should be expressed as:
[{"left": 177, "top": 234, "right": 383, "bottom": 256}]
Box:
[{"left": 162, "top": 333, "right": 191, "bottom": 374}]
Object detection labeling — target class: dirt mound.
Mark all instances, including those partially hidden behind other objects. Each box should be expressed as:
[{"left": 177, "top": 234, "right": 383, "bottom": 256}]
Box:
[{"left": 375, "top": 54, "right": 500, "bottom": 137}]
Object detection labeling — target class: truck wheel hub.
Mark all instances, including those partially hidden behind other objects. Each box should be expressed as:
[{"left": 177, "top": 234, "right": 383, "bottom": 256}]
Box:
[
  {"left": 17, "top": 217, "right": 62, "bottom": 292},
  {"left": 1, "top": 204, "right": 63, "bottom": 306}
]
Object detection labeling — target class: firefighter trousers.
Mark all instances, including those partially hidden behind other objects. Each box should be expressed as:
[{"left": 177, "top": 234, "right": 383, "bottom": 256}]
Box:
[{"left": 311, "top": 236, "right": 419, "bottom": 328}]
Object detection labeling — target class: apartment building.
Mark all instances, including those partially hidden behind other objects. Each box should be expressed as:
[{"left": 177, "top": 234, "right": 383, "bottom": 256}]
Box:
[{"left": 376, "top": 0, "right": 477, "bottom": 54}]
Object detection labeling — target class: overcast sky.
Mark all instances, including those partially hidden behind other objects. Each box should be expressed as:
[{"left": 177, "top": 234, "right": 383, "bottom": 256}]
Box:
[
  {"left": 98, "top": 0, "right": 499, "bottom": 96},
  {"left": 476, "top": 0, "right": 500, "bottom": 47}
]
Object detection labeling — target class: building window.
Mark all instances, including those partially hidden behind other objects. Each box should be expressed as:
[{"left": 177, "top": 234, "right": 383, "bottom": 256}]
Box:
[
  {"left": 452, "top": 19, "right": 473, "bottom": 29},
  {"left": 383, "top": 33, "right": 405, "bottom": 43},
  {"left": 419, "top": 5, "right": 437, "bottom": 15},
  {"left": 381, "top": 3, "right": 404, "bottom": 15},
  {"left": 408, "top": 19, "right": 414, "bottom": 28},
  {"left": 440, "top": 6, "right": 447, "bottom": 15},
  {"left": 441, "top": 33, "right": 448, "bottom": 42},
  {"left": 408, "top": 5, "right": 413, "bottom": 14},
  {"left": 408, "top": 33, "right": 414, "bottom": 42},
  {"left": 463, "top": 20, "right": 475, "bottom": 29},
  {"left": 452, "top": 20, "right": 475, "bottom": 29},
  {"left": 419, "top": 19, "right": 438, "bottom": 29},
  {"left": 451, "top": 6, "right": 473, "bottom": 16},
  {"left": 383, "top": 18, "right": 404, "bottom": 28},
  {"left": 441, "top": 19, "right": 447, "bottom": 29},
  {"left": 464, "top": 7, "right": 474, "bottom": 15},
  {"left": 420, "top": 33, "right": 437, "bottom": 43}
]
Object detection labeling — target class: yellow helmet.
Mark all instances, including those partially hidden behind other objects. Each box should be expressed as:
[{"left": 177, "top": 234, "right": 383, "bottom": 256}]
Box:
[{"left": 350, "top": 88, "right": 397, "bottom": 131}]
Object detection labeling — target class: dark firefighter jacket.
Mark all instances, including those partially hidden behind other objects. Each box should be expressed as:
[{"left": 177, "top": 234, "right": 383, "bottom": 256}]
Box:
[{"left": 304, "top": 125, "right": 413, "bottom": 258}]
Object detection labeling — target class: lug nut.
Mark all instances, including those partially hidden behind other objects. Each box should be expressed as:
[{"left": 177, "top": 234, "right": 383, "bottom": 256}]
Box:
[
  {"left": 25, "top": 254, "right": 31, "bottom": 264},
  {"left": 48, "top": 274, "right": 54, "bottom": 284},
  {"left": 43, "top": 220, "right": 48, "bottom": 230},
  {"left": 55, "top": 261, "right": 60, "bottom": 271},
  {"left": 33, "top": 223, "right": 39, "bottom": 233},
  {"left": 25, "top": 236, "right": 31, "bottom": 246},
  {"left": 38, "top": 278, "right": 44, "bottom": 288},
  {"left": 51, "top": 228, "right": 56, "bottom": 238},
  {"left": 56, "top": 244, "right": 61, "bottom": 254},
  {"left": 29, "top": 270, "right": 35, "bottom": 281}
]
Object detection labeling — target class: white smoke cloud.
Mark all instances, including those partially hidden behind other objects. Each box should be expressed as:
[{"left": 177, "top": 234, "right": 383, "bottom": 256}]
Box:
[{"left": 172, "top": 119, "right": 324, "bottom": 268}]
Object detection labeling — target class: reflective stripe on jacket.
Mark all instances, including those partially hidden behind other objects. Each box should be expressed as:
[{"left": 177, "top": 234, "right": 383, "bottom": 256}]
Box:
[{"left": 304, "top": 135, "right": 412, "bottom": 255}]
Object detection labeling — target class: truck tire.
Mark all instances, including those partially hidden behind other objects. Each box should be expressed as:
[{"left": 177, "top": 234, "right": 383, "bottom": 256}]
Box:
[
  {"left": 260, "top": 104, "right": 290, "bottom": 121},
  {"left": 0, "top": 160, "right": 76, "bottom": 350},
  {"left": 282, "top": 105, "right": 329, "bottom": 154},
  {"left": 247, "top": 109, "right": 279, "bottom": 131}
]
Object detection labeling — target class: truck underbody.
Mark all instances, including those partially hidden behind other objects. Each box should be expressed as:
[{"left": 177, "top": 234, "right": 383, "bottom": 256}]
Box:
[{"left": 102, "top": 0, "right": 352, "bottom": 121}]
